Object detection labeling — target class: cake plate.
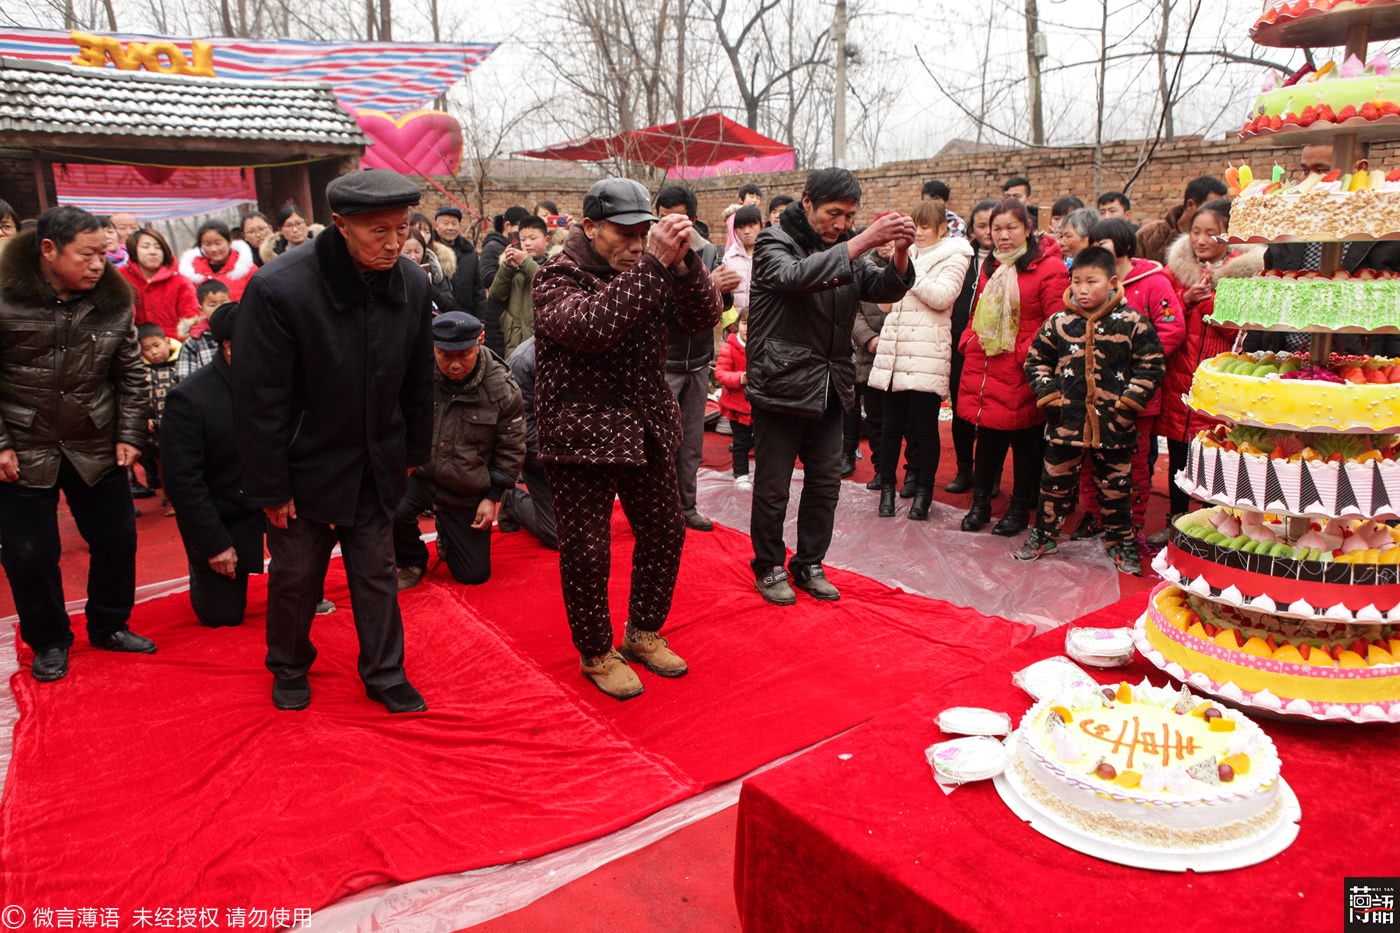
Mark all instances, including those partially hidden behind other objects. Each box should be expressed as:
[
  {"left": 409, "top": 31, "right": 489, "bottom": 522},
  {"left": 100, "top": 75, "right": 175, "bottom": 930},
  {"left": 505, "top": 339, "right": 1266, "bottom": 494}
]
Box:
[{"left": 993, "top": 740, "right": 1301, "bottom": 872}]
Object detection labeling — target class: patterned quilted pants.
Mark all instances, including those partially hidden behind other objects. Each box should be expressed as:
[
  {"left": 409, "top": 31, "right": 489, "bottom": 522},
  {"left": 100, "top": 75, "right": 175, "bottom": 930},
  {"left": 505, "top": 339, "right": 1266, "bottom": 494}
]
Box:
[
  {"left": 1076, "top": 415, "right": 1155, "bottom": 530},
  {"left": 545, "top": 433, "right": 687, "bottom": 658},
  {"left": 1035, "top": 441, "right": 1134, "bottom": 547}
]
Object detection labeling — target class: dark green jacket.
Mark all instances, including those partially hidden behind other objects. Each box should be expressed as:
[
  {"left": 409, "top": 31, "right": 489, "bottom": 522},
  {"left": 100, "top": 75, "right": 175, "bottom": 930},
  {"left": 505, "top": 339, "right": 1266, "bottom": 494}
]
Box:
[{"left": 488, "top": 254, "right": 539, "bottom": 359}]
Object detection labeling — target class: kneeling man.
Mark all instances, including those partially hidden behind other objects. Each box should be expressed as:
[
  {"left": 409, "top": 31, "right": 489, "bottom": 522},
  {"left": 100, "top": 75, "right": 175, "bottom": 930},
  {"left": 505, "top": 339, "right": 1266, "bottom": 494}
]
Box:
[{"left": 395, "top": 311, "right": 526, "bottom": 589}]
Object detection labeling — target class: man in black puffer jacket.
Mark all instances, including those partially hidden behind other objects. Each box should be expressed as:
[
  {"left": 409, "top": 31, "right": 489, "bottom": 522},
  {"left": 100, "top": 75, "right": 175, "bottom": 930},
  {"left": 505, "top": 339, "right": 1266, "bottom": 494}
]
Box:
[
  {"left": 0, "top": 206, "right": 157, "bottom": 682},
  {"left": 746, "top": 168, "right": 916, "bottom": 605}
]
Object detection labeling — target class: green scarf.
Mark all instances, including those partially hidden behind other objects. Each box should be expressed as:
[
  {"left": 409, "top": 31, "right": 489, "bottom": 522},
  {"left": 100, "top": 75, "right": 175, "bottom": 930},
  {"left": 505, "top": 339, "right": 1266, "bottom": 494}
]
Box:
[{"left": 972, "top": 243, "right": 1029, "bottom": 356}]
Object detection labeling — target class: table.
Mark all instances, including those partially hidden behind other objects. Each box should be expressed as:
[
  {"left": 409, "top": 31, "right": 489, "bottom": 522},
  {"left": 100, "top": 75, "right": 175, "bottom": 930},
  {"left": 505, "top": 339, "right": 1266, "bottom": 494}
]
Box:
[{"left": 734, "top": 596, "right": 1400, "bottom": 932}]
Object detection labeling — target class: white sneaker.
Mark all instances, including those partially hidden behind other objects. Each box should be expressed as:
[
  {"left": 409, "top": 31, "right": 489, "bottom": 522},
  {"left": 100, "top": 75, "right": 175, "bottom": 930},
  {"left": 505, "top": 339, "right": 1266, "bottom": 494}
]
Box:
[{"left": 734, "top": 474, "right": 753, "bottom": 491}]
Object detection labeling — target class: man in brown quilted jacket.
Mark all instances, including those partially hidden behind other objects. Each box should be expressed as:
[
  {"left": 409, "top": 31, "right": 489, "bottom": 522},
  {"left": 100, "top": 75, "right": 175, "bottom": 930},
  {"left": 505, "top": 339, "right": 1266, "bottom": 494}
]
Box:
[{"left": 533, "top": 178, "right": 723, "bottom": 700}]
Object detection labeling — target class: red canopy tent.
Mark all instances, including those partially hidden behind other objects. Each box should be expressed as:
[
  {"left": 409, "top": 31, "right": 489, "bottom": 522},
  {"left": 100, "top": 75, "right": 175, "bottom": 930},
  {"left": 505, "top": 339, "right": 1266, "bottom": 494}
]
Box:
[{"left": 514, "top": 113, "right": 793, "bottom": 174}]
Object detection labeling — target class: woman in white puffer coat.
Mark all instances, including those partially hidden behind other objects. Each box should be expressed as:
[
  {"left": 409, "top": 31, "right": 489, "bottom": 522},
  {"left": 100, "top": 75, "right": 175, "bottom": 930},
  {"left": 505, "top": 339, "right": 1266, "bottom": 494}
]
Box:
[{"left": 868, "top": 198, "right": 973, "bottom": 520}]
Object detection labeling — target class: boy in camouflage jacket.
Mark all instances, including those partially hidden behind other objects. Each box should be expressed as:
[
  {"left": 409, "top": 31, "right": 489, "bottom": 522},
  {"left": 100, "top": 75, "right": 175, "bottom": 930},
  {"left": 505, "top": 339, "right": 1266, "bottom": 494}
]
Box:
[{"left": 1018, "top": 247, "right": 1165, "bottom": 574}]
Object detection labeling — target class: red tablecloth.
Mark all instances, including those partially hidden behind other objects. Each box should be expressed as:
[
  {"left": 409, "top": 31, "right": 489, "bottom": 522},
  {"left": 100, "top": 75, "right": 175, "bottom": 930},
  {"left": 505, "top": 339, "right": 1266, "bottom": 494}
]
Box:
[{"left": 734, "top": 593, "right": 1400, "bottom": 932}]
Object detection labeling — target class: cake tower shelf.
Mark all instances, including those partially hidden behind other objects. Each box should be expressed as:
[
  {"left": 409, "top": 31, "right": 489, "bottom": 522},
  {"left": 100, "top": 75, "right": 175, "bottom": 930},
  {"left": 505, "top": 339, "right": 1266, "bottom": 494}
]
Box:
[{"left": 1133, "top": 0, "right": 1400, "bottom": 723}]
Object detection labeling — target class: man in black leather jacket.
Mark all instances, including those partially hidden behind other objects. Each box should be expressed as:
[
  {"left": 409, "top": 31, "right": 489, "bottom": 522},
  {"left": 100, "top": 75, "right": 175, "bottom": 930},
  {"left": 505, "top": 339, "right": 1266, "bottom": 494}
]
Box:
[{"left": 746, "top": 168, "right": 916, "bottom": 605}]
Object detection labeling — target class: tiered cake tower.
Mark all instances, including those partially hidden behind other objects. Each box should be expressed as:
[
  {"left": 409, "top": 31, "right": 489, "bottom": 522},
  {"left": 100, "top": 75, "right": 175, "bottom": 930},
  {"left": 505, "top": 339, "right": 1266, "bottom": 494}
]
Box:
[{"left": 1134, "top": 0, "right": 1400, "bottom": 723}]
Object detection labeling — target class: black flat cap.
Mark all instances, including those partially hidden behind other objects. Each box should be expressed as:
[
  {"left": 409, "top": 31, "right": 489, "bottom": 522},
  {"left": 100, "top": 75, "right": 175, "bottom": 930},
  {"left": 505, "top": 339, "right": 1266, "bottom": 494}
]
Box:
[
  {"left": 583, "top": 178, "right": 657, "bottom": 225},
  {"left": 432, "top": 311, "right": 484, "bottom": 350},
  {"left": 326, "top": 169, "right": 422, "bottom": 216},
  {"left": 209, "top": 301, "right": 240, "bottom": 343},
  {"left": 435, "top": 205, "right": 463, "bottom": 220}
]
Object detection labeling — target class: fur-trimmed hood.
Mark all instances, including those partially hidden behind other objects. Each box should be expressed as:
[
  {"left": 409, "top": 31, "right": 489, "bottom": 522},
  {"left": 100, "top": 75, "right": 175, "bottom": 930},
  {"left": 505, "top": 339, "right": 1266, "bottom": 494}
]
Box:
[
  {"left": 179, "top": 238, "right": 256, "bottom": 284},
  {"left": 0, "top": 227, "right": 133, "bottom": 311},
  {"left": 1166, "top": 235, "right": 1264, "bottom": 290}
]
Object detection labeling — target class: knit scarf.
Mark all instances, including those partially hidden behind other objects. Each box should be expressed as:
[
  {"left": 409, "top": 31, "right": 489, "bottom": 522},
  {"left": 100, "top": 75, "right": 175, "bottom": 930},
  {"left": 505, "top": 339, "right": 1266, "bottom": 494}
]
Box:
[{"left": 971, "top": 243, "right": 1028, "bottom": 356}]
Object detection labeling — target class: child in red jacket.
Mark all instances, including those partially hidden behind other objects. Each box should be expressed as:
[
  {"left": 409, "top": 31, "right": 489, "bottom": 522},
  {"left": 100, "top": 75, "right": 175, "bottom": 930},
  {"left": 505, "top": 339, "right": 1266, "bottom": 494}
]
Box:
[{"left": 715, "top": 310, "right": 753, "bottom": 490}]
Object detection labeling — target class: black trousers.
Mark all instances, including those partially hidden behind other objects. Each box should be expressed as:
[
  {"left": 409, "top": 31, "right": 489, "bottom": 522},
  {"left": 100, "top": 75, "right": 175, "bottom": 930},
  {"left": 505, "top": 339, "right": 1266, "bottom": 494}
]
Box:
[
  {"left": 731, "top": 420, "right": 754, "bottom": 477},
  {"left": 1168, "top": 438, "right": 1192, "bottom": 516},
  {"left": 140, "top": 439, "right": 162, "bottom": 490},
  {"left": 264, "top": 472, "right": 408, "bottom": 691},
  {"left": 949, "top": 354, "right": 976, "bottom": 471},
  {"left": 750, "top": 399, "right": 844, "bottom": 576},
  {"left": 503, "top": 456, "right": 557, "bottom": 550},
  {"left": 546, "top": 433, "right": 686, "bottom": 658},
  {"left": 393, "top": 472, "right": 493, "bottom": 585},
  {"left": 189, "top": 564, "right": 250, "bottom": 627},
  {"left": 877, "top": 390, "right": 942, "bottom": 488},
  {"left": 0, "top": 458, "right": 136, "bottom": 652},
  {"left": 973, "top": 425, "right": 1044, "bottom": 504},
  {"left": 842, "top": 383, "right": 886, "bottom": 471}
]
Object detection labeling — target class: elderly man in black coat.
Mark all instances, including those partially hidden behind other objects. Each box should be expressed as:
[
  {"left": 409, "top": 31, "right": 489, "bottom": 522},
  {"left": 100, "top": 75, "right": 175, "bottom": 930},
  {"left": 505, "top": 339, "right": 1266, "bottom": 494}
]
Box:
[
  {"left": 161, "top": 303, "right": 264, "bottom": 628},
  {"left": 234, "top": 170, "right": 435, "bottom": 713}
]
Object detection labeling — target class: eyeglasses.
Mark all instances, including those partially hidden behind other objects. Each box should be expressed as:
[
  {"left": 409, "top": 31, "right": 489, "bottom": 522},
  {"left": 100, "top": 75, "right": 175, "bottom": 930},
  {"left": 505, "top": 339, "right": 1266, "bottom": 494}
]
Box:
[{"left": 282, "top": 219, "right": 308, "bottom": 230}]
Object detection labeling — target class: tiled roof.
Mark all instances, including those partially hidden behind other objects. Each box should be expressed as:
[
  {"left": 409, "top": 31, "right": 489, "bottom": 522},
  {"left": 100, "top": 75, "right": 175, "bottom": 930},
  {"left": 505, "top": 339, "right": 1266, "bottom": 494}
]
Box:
[{"left": 0, "top": 57, "right": 367, "bottom": 148}]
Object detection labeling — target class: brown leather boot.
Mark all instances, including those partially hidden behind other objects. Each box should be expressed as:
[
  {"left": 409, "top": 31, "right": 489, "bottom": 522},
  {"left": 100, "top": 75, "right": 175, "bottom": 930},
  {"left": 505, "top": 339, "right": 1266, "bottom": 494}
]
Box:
[
  {"left": 396, "top": 566, "right": 424, "bottom": 591},
  {"left": 581, "top": 648, "right": 644, "bottom": 699},
  {"left": 620, "top": 623, "right": 688, "bottom": 677}
]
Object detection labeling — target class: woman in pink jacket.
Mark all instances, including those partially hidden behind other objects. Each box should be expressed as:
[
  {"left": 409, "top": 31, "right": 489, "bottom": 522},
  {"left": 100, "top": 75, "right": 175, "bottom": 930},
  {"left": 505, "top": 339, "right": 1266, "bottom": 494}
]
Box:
[{"left": 957, "top": 199, "right": 1069, "bottom": 536}]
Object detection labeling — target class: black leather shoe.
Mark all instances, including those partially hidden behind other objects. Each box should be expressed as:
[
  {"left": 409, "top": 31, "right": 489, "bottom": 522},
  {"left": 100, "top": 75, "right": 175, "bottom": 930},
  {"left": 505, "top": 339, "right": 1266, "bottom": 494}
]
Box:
[
  {"left": 908, "top": 486, "right": 933, "bottom": 521},
  {"left": 961, "top": 494, "right": 993, "bottom": 532},
  {"left": 992, "top": 499, "right": 1032, "bottom": 537},
  {"left": 790, "top": 564, "right": 841, "bottom": 601},
  {"left": 91, "top": 630, "right": 157, "bottom": 654},
  {"left": 839, "top": 455, "right": 856, "bottom": 478},
  {"left": 899, "top": 476, "right": 916, "bottom": 499},
  {"left": 864, "top": 476, "right": 883, "bottom": 491},
  {"left": 273, "top": 676, "right": 311, "bottom": 711},
  {"left": 130, "top": 480, "right": 155, "bottom": 499},
  {"left": 367, "top": 681, "right": 427, "bottom": 713},
  {"left": 945, "top": 468, "right": 973, "bottom": 494},
  {"left": 878, "top": 485, "right": 897, "bottom": 517},
  {"left": 31, "top": 646, "right": 69, "bottom": 682}
]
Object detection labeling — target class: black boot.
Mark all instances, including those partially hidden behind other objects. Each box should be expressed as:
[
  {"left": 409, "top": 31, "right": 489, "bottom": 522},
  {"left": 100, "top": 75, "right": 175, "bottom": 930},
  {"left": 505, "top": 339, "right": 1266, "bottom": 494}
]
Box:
[
  {"left": 908, "top": 486, "right": 933, "bottom": 521},
  {"left": 945, "top": 466, "right": 973, "bottom": 494},
  {"left": 899, "top": 473, "right": 916, "bottom": 499},
  {"left": 878, "top": 485, "right": 897, "bottom": 517},
  {"left": 992, "top": 497, "right": 1032, "bottom": 537},
  {"left": 961, "top": 492, "right": 992, "bottom": 531}
]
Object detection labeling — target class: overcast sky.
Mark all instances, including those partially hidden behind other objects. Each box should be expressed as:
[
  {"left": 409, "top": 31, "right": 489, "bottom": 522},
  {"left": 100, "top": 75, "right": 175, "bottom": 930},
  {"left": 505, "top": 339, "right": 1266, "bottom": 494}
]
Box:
[{"left": 5, "top": 0, "right": 1389, "bottom": 165}]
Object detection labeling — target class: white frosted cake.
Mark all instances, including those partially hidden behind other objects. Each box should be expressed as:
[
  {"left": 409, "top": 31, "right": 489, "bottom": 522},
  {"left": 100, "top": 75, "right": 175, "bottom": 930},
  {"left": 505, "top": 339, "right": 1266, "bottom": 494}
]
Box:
[{"left": 1012, "top": 680, "right": 1285, "bottom": 849}]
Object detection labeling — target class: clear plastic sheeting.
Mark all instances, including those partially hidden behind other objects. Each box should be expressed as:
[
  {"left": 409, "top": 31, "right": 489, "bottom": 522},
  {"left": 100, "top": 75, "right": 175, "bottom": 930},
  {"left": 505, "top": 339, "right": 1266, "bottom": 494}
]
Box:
[{"left": 694, "top": 469, "right": 1123, "bottom": 632}]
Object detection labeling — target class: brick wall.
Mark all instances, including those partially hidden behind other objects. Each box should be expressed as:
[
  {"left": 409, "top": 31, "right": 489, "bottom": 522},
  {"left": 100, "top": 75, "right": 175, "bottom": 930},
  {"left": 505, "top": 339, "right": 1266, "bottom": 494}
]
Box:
[{"left": 419, "top": 134, "right": 1400, "bottom": 243}]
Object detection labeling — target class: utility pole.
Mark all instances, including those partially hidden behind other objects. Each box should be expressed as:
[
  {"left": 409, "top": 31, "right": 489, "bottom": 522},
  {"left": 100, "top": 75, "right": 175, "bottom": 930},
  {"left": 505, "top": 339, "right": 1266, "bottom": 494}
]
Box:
[
  {"left": 1025, "top": 0, "right": 1045, "bottom": 145},
  {"left": 832, "top": 0, "right": 848, "bottom": 167}
]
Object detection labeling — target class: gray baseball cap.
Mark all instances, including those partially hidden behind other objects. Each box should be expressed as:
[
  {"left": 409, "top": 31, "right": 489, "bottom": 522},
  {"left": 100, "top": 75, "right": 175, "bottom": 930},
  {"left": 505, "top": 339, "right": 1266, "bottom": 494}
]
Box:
[{"left": 582, "top": 178, "right": 658, "bottom": 225}]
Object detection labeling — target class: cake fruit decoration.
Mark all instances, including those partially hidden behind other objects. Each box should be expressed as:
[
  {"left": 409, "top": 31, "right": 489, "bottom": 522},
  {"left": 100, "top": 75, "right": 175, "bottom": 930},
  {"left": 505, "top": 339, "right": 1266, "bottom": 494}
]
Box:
[
  {"left": 1114, "top": 771, "right": 1141, "bottom": 789},
  {"left": 1208, "top": 716, "right": 1236, "bottom": 732},
  {"left": 1115, "top": 682, "right": 1132, "bottom": 702},
  {"left": 1093, "top": 759, "right": 1117, "bottom": 781},
  {"left": 1217, "top": 762, "right": 1236, "bottom": 783},
  {"left": 1187, "top": 756, "right": 1222, "bottom": 785}
]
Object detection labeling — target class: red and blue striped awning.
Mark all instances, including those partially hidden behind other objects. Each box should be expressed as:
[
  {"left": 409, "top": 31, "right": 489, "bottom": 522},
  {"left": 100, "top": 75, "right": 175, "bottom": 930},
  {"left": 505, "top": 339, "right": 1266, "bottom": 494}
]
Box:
[
  {"left": 1, "top": 27, "right": 493, "bottom": 219},
  {"left": 0, "top": 27, "right": 495, "bottom": 114}
]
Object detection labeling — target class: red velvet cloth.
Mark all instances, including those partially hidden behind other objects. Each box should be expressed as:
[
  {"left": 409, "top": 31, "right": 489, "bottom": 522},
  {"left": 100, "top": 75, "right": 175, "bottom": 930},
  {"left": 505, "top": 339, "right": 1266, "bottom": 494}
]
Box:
[
  {"left": 1, "top": 512, "right": 1032, "bottom": 921},
  {"left": 735, "top": 590, "right": 1400, "bottom": 933}
]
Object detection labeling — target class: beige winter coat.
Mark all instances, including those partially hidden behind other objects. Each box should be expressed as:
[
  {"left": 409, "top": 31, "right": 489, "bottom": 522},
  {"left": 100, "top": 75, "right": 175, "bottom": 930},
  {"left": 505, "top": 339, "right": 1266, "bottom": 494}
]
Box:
[{"left": 867, "top": 236, "right": 973, "bottom": 397}]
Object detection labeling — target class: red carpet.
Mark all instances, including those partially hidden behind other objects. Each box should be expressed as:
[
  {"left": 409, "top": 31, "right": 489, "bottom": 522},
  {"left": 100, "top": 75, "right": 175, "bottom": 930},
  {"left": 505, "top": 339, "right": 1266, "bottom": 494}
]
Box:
[{"left": 1, "top": 508, "right": 1034, "bottom": 924}]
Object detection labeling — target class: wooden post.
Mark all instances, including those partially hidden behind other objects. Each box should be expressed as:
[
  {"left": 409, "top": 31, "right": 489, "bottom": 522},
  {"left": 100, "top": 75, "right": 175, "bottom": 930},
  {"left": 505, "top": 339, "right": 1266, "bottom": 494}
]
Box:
[{"left": 31, "top": 154, "right": 50, "bottom": 212}]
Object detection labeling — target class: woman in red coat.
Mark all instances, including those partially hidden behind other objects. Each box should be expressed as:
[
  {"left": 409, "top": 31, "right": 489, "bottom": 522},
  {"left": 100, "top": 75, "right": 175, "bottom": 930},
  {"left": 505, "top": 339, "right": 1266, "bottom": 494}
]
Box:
[
  {"left": 1156, "top": 198, "right": 1263, "bottom": 526},
  {"left": 178, "top": 220, "right": 256, "bottom": 300},
  {"left": 120, "top": 228, "right": 200, "bottom": 340},
  {"left": 957, "top": 198, "right": 1069, "bottom": 535}
]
